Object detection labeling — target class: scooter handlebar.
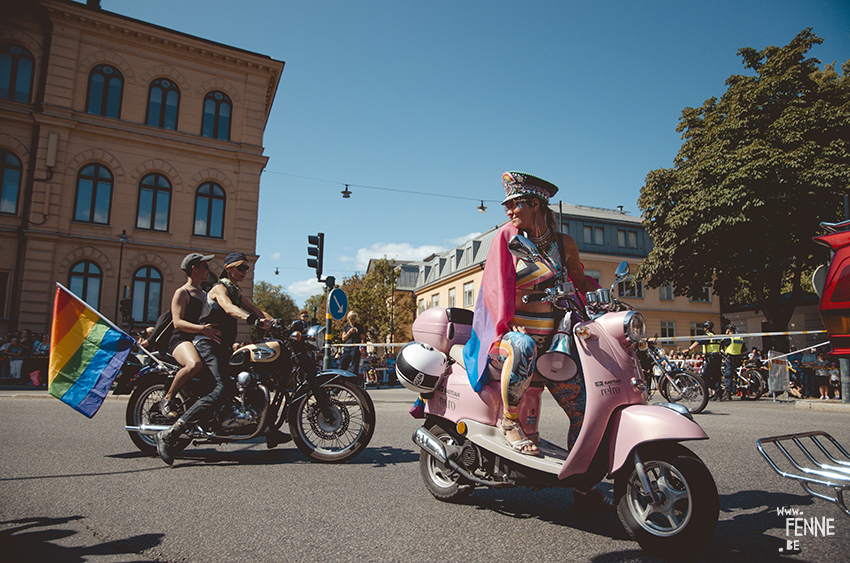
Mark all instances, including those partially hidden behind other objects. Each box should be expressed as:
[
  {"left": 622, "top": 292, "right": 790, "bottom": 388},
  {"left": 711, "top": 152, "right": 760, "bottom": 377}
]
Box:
[{"left": 522, "top": 292, "right": 548, "bottom": 304}]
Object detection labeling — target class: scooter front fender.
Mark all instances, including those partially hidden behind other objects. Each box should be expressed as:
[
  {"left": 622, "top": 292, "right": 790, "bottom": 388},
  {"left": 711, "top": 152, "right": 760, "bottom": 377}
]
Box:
[{"left": 608, "top": 404, "right": 708, "bottom": 475}]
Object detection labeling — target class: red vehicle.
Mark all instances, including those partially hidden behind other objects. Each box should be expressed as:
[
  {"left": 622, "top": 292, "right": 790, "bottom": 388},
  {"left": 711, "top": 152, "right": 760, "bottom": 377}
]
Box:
[{"left": 814, "top": 219, "right": 850, "bottom": 356}]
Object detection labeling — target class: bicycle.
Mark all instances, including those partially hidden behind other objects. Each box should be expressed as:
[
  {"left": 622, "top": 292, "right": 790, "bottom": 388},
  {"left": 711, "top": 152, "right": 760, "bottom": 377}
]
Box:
[
  {"left": 733, "top": 359, "right": 767, "bottom": 400},
  {"left": 637, "top": 338, "right": 709, "bottom": 414}
]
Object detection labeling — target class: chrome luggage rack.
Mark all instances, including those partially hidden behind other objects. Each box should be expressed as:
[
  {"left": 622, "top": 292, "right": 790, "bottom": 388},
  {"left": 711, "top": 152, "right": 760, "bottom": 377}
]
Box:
[{"left": 757, "top": 431, "right": 850, "bottom": 517}]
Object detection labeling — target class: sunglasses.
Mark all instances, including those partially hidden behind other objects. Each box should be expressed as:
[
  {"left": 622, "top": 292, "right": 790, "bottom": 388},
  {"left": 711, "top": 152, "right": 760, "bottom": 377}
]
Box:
[{"left": 236, "top": 264, "right": 250, "bottom": 272}]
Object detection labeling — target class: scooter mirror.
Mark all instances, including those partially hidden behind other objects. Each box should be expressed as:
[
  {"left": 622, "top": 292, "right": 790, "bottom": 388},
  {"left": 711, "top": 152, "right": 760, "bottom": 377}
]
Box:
[
  {"left": 507, "top": 235, "right": 537, "bottom": 262},
  {"left": 614, "top": 261, "right": 630, "bottom": 284}
]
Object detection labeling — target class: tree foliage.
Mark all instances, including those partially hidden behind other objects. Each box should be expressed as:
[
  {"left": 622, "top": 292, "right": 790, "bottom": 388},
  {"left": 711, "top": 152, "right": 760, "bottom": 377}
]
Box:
[
  {"left": 252, "top": 281, "right": 298, "bottom": 322},
  {"left": 338, "top": 258, "right": 415, "bottom": 344},
  {"left": 637, "top": 29, "right": 849, "bottom": 331}
]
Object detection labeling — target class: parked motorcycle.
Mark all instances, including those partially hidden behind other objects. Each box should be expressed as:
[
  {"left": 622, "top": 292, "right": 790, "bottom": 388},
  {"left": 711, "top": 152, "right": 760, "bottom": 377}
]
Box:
[
  {"left": 399, "top": 235, "right": 719, "bottom": 555},
  {"left": 636, "top": 337, "right": 708, "bottom": 414},
  {"left": 115, "top": 319, "right": 375, "bottom": 463}
]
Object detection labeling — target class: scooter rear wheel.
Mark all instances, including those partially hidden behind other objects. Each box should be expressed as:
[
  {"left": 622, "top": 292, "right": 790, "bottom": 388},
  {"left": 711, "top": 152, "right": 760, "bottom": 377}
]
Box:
[
  {"left": 615, "top": 443, "right": 718, "bottom": 555},
  {"left": 419, "top": 424, "right": 473, "bottom": 502}
]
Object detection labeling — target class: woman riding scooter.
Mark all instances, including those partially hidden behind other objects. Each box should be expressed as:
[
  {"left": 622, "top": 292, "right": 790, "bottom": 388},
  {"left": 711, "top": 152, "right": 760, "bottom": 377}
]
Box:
[{"left": 461, "top": 171, "right": 608, "bottom": 507}]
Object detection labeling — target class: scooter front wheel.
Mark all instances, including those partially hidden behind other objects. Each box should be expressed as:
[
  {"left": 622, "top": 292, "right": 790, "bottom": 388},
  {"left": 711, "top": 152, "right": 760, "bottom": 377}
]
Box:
[
  {"left": 615, "top": 443, "right": 718, "bottom": 556},
  {"left": 419, "top": 424, "right": 473, "bottom": 502}
]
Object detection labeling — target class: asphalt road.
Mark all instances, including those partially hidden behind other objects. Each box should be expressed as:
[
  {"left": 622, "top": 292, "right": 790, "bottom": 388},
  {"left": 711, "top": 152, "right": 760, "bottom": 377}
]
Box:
[{"left": 1, "top": 388, "right": 849, "bottom": 562}]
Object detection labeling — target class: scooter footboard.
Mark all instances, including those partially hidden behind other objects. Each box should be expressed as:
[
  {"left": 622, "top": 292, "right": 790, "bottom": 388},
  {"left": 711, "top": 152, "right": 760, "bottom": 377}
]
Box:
[{"left": 608, "top": 404, "right": 709, "bottom": 475}]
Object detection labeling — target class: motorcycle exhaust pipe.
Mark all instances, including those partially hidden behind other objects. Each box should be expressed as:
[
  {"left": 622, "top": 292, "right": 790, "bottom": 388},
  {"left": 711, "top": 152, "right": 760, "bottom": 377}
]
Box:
[
  {"left": 125, "top": 424, "right": 171, "bottom": 435},
  {"left": 413, "top": 427, "right": 449, "bottom": 463}
]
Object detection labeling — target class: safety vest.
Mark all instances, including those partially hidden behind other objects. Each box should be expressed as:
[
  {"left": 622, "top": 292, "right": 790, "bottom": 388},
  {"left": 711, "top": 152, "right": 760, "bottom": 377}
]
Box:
[
  {"left": 702, "top": 332, "right": 721, "bottom": 354},
  {"left": 725, "top": 336, "right": 745, "bottom": 356}
]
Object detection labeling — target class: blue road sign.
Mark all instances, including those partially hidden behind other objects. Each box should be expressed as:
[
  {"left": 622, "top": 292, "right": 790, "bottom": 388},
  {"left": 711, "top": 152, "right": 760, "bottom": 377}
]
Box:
[{"left": 328, "top": 288, "right": 348, "bottom": 321}]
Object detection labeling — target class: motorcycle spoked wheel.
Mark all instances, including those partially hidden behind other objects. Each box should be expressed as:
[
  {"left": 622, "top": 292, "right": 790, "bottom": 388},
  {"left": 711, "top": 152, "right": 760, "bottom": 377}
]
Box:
[
  {"left": 419, "top": 424, "right": 474, "bottom": 502},
  {"left": 125, "top": 380, "right": 191, "bottom": 456},
  {"left": 615, "top": 443, "right": 718, "bottom": 556},
  {"left": 661, "top": 371, "right": 708, "bottom": 414},
  {"left": 288, "top": 380, "right": 375, "bottom": 463}
]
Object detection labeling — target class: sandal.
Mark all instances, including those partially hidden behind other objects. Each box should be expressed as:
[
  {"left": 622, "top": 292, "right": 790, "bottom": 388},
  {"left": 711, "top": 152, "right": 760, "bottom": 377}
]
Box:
[
  {"left": 499, "top": 419, "right": 540, "bottom": 456},
  {"left": 573, "top": 486, "right": 615, "bottom": 511}
]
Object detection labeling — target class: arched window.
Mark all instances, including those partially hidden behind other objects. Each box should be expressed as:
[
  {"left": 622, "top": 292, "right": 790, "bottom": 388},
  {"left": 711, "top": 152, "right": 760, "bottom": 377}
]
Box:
[
  {"left": 0, "top": 149, "right": 22, "bottom": 215},
  {"left": 0, "top": 44, "right": 35, "bottom": 102},
  {"left": 146, "top": 78, "right": 179, "bottom": 130},
  {"left": 201, "top": 91, "right": 231, "bottom": 140},
  {"left": 193, "top": 182, "right": 225, "bottom": 238},
  {"left": 131, "top": 266, "right": 162, "bottom": 325},
  {"left": 85, "top": 64, "right": 123, "bottom": 118},
  {"left": 74, "top": 163, "right": 112, "bottom": 224},
  {"left": 68, "top": 260, "right": 102, "bottom": 308},
  {"left": 136, "top": 173, "right": 171, "bottom": 231}
]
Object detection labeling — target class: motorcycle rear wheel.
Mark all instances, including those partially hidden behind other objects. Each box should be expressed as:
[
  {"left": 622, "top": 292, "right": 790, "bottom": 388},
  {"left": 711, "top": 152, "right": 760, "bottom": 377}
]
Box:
[
  {"left": 615, "top": 443, "right": 718, "bottom": 556},
  {"left": 419, "top": 424, "right": 473, "bottom": 502},
  {"left": 288, "top": 380, "right": 375, "bottom": 463},
  {"left": 661, "top": 371, "right": 708, "bottom": 414},
  {"left": 125, "top": 380, "right": 191, "bottom": 456},
  {"left": 739, "top": 370, "right": 765, "bottom": 400}
]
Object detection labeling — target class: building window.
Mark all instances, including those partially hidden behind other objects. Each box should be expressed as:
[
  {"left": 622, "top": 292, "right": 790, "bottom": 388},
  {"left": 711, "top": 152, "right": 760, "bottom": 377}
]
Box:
[
  {"left": 659, "top": 282, "right": 674, "bottom": 301},
  {"left": 136, "top": 173, "right": 171, "bottom": 231},
  {"left": 618, "top": 229, "right": 637, "bottom": 248},
  {"left": 68, "top": 260, "right": 102, "bottom": 309},
  {"left": 85, "top": 64, "right": 123, "bottom": 118},
  {"left": 618, "top": 276, "right": 643, "bottom": 298},
  {"left": 583, "top": 225, "right": 604, "bottom": 245},
  {"left": 146, "top": 78, "right": 180, "bottom": 130},
  {"left": 201, "top": 91, "right": 232, "bottom": 140},
  {"left": 690, "top": 285, "right": 712, "bottom": 303},
  {"left": 660, "top": 321, "right": 675, "bottom": 339},
  {"left": 431, "top": 294, "right": 440, "bottom": 309},
  {"left": 193, "top": 182, "right": 225, "bottom": 238},
  {"left": 463, "top": 281, "right": 474, "bottom": 307},
  {"left": 0, "top": 44, "right": 35, "bottom": 102},
  {"left": 448, "top": 287, "right": 456, "bottom": 308},
  {"left": 0, "top": 149, "right": 22, "bottom": 215},
  {"left": 418, "top": 299, "right": 425, "bottom": 314},
  {"left": 74, "top": 163, "right": 112, "bottom": 224},
  {"left": 132, "top": 266, "right": 162, "bottom": 325},
  {"left": 584, "top": 269, "right": 601, "bottom": 287}
]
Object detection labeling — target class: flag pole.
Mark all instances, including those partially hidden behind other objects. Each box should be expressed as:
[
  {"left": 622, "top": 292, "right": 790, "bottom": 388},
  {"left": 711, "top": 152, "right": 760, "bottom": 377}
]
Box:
[{"left": 55, "top": 283, "right": 167, "bottom": 368}]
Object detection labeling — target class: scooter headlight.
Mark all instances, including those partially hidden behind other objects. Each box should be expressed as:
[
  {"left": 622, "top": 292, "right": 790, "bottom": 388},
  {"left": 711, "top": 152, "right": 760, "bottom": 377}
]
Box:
[{"left": 624, "top": 311, "right": 645, "bottom": 344}]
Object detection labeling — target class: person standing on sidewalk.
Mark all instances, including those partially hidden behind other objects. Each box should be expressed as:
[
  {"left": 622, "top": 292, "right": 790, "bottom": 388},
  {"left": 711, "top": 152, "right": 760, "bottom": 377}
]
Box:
[
  {"left": 689, "top": 321, "right": 722, "bottom": 400},
  {"left": 339, "top": 311, "right": 364, "bottom": 378},
  {"left": 721, "top": 324, "right": 746, "bottom": 400}
]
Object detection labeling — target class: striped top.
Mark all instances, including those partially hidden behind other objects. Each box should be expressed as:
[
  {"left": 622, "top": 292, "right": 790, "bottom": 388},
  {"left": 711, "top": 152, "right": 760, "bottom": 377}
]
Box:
[{"left": 511, "top": 237, "right": 559, "bottom": 336}]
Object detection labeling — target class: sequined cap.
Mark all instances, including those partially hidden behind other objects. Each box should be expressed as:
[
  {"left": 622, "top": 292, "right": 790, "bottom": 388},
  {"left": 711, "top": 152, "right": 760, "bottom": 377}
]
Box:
[{"left": 501, "top": 171, "right": 559, "bottom": 204}]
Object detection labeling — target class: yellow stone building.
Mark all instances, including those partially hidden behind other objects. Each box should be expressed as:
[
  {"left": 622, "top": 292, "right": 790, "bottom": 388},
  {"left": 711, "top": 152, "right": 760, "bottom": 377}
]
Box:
[{"left": 1, "top": 0, "right": 283, "bottom": 338}]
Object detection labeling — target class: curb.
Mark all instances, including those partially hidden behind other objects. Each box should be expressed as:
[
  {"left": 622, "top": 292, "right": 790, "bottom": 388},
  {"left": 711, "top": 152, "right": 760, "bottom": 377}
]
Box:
[{"left": 794, "top": 399, "right": 850, "bottom": 413}]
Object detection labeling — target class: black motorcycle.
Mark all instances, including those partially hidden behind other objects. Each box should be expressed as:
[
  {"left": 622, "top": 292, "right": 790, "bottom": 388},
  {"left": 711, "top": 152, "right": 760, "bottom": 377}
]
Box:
[{"left": 114, "top": 319, "right": 375, "bottom": 463}]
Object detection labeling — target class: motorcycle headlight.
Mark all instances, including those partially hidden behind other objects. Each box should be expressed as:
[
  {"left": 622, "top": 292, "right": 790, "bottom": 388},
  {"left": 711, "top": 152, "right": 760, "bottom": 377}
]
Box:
[{"left": 624, "top": 311, "right": 645, "bottom": 344}]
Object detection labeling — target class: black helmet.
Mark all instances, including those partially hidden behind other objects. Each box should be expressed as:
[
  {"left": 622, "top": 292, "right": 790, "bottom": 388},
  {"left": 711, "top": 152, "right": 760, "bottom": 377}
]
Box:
[
  {"left": 725, "top": 324, "right": 737, "bottom": 333},
  {"left": 702, "top": 321, "right": 714, "bottom": 331}
]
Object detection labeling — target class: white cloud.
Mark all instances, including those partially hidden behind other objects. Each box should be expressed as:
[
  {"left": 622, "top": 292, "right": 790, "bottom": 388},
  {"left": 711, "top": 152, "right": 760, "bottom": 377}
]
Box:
[
  {"left": 270, "top": 252, "right": 281, "bottom": 260},
  {"left": 351, "top": 242, "right": 448, "bottom": 271},
  {"left": 288, "top": 278, "right": 324, "bottom": 301},
  {"left": 447, "top": 232, "right": 481, "bottom": 246}
]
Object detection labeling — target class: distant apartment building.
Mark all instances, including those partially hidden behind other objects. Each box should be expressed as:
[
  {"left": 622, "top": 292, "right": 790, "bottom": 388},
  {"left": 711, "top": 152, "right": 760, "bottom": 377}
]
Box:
[
  {"left": 1, "top": 0, "right": 284, "bottom": 338},
  {"left": 409, "top": 202, "right": 722, "bottom": 350}
]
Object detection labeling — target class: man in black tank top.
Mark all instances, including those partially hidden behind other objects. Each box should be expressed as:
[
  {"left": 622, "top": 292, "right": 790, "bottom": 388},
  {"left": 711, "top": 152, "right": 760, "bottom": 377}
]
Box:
[{"left": 156, "top": 252, "right": 273, "bottom": 465}]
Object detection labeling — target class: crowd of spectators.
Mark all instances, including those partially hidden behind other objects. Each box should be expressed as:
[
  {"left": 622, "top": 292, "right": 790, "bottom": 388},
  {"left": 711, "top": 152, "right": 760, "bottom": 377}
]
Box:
[{"left": 0, "top": 329, "right": 50, "bottom": 385}]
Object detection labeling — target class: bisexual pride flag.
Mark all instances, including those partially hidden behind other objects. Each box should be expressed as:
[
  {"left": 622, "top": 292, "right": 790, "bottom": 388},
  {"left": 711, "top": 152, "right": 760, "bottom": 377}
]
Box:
[{"left": 48, "top": 283, "right": 135, "bottom": 418}]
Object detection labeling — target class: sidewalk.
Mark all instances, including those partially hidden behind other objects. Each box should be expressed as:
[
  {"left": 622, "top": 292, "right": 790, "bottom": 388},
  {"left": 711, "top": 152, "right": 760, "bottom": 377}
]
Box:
[{"left": 793, "top": 397, "right": 850, "bottom": 413}]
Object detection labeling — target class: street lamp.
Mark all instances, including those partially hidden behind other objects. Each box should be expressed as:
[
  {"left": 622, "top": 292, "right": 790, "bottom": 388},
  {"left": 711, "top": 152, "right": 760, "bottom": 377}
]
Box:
[{"left": 114, "top": 229, "right": 130, "bottom": 324}]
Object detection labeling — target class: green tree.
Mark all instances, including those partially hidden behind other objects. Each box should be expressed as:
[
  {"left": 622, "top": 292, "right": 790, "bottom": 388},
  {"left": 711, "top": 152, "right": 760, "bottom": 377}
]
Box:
[
  {"left": 252, "top": 280, "right": 298, "bottom": 322},
  {"left": 637, "top": 29, "right": 849, "bottom": 332},
  {"left": 339, "top": 258, "right": 415, "bottom": 344}
]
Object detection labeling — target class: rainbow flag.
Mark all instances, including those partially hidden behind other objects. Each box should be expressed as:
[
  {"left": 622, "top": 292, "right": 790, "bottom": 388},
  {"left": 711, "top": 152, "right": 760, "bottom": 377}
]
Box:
[{"left": 48, "top": 284, "right": 135, "bottom": 418}]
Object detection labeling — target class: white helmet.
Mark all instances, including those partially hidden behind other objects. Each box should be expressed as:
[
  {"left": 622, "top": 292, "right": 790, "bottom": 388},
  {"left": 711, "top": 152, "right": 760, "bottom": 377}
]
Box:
[{"left": 395, "top": 342, "right": 449, "bottom": 394}]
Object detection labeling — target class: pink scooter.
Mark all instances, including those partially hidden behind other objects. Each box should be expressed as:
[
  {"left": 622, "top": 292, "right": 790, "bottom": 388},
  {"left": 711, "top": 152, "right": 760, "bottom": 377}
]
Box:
[{"left": 399, "top": 234, "right": 719, "bottom": 555}]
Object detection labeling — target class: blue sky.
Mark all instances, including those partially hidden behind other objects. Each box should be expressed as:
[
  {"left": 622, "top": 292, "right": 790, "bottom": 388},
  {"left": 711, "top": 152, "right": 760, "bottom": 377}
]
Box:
[{"left": 102, "top": 0, "right": 850, "bottom": 307}]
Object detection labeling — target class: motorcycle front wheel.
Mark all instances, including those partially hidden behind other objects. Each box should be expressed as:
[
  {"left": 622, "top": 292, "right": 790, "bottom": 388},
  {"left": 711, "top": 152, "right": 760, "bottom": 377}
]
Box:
[
  {"left": 615, "top": 443, "right": 718, "bottom": 556},
  {"left": 661, "top": 371, "right": 708, "bottom": 414},
  {"left": 419, "top": 424, "right": 473, "bottom": 502},
  {"left": 125, "top": 379, "right": 191, "bottom": 456},
  {"left": 288, "top": 380, "right": 375, "bottom": 463},
  {"left": 739, "top": 369, "right": 765, "bottom": 400}
]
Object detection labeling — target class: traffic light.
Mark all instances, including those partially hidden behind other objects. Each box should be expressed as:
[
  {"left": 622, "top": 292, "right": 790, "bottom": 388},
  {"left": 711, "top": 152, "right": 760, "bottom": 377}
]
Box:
[{"left": 307, "top": 233, "right": 324, "bottom": 279}]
